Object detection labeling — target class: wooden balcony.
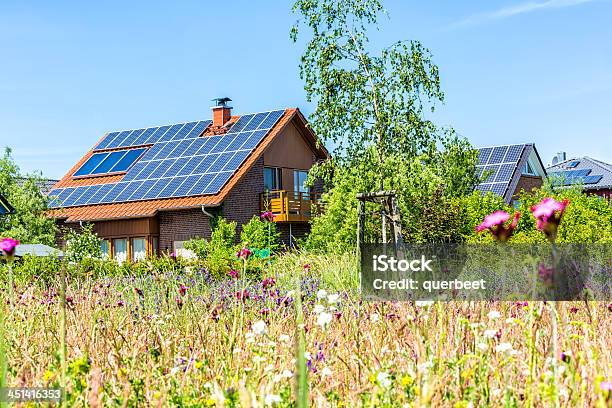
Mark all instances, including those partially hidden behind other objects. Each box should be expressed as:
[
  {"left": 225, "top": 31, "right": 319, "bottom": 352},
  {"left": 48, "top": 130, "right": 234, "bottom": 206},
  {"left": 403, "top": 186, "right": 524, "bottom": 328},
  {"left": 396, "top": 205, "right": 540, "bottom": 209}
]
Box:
[{"left": 260, "top": 190, "right": 322, "bottom": 222}]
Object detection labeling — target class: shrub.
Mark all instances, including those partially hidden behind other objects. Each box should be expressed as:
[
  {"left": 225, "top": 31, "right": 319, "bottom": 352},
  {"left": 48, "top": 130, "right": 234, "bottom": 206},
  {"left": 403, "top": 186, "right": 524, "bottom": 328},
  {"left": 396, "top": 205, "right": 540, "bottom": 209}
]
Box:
[
  {"left": 240, "top": 216, "right": 280, "bottom": 253},
  {"left": 64, "top": 223, "right": 102, "bottom": 263},
  {"left": 185, "top": 217, "right": 237, "bottom": 277}
]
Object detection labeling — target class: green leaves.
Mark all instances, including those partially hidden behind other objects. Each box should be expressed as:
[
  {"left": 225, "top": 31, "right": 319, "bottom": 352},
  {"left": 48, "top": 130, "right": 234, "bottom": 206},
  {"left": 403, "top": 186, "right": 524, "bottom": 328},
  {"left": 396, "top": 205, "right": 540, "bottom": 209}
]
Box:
[{"left": 0, "top": 147, "right": 58, "bottom": 245}]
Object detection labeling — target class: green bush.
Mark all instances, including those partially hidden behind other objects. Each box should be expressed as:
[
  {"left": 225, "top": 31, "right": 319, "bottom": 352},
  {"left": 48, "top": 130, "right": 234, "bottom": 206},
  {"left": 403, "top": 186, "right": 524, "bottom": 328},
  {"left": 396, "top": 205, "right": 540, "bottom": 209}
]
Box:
[
  {"left": 240, "top": 216, "right": 280, "bottom": 253},
  {"left": 64, "top": 223, "right": 102, "bottom": 263},
  {"left": 185, "top": 217, "right": 238, "bottom": 277}
]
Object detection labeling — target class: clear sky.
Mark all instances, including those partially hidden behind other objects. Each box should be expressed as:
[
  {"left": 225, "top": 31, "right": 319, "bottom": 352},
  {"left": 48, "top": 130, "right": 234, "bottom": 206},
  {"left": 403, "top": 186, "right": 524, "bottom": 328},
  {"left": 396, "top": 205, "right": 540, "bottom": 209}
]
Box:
[{"left": 1, "top": 0, "right": 610, "bottom": 179}]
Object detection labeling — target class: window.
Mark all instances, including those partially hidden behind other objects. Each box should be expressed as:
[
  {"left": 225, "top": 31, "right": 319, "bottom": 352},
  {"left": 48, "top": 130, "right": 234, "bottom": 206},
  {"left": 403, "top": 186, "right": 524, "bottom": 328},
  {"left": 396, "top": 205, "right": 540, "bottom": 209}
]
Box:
[
  {"left": 113, "top": 238, "right": 128, "bottom": 264},
  {"left": 100, "top": 240, "right": 110, "bottom": 259},
  {"left": 73, "top": 148, "right": 147, "bottom": 177},
  {"left": 131, "top": 237, "right": 146, "bottom": 261},
  {"left": 523, "top": 161, "right": 537, "bottom": 176},
  {"left": 264, "top": 167, "right": 282, "bottom": 191},
  {"left": 152, "top": 237, "right": 159, "bottom": 257},
  {"left": 294, "top": 170, "right": 309, "bottom": 194}
]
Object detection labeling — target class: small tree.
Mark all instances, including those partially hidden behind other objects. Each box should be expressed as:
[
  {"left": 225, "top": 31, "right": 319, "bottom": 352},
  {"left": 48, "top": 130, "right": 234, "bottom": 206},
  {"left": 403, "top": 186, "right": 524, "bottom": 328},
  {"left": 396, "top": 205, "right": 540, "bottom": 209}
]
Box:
[
  {"left": 0, "top": 147, "right": 57, "bottom": 245},
  {"left": 64, "top": 223, "right": 102, "bottom": 263},
  {"left": 240, "top": 216, "right": 281, "bottom": 253}
]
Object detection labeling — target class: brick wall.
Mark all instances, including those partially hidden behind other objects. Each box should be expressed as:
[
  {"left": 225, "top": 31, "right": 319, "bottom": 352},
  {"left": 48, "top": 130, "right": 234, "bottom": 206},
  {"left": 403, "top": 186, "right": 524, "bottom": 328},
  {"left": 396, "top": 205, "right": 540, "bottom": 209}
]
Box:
[
  {"left": 222, "top": 156, "right": 265, "bottom": 239},
  {"left": 512, "top": 175, "right": 543, "bottom": 198},
  {"left": 54, "top": 220, "right": 82, "bottom": 249},
  {"left": 158, "top": 209, "right": 211, "bottom": 253},
  {"left": 277, "top": 223, "right": 311, "bottom": 247}
]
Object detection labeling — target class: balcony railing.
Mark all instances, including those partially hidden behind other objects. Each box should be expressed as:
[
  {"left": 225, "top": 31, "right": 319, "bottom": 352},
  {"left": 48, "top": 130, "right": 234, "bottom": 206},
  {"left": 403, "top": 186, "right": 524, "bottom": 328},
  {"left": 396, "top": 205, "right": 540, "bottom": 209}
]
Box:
[{"left": 260, "top": 190, "right": 322, "bottom": 222}]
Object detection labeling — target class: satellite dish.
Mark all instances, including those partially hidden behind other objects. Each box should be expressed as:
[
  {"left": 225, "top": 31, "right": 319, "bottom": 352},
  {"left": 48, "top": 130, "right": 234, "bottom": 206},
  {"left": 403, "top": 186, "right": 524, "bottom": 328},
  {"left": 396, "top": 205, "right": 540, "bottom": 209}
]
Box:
[{"left": 552, "top": 156, "right": 559, "bottom": 165}]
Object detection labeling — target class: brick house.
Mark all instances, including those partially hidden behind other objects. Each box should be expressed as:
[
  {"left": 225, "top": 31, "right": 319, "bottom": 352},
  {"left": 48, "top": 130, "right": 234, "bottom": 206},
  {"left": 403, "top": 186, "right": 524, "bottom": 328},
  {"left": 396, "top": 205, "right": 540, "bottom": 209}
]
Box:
[
  {"left": 47, "top": 101, "right": 329, "bottom": 261},
  {"left": 476, "top": 143, "right": 547, "bottom": 204},
  {"left": 547, "top": 154, "right": 612, "bottom": 200}
]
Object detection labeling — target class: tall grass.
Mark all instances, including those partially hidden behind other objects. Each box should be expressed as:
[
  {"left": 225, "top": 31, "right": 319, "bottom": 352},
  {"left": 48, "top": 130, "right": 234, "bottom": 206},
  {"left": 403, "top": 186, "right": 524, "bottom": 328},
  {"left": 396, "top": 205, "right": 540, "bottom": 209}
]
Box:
[{"left": 0, "top": 252, "right": 609, "bottom": 406}]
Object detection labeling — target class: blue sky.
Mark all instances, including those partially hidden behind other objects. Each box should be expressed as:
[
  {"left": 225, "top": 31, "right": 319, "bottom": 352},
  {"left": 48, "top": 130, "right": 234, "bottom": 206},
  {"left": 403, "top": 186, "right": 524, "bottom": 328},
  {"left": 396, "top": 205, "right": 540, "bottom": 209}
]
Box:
[{"left": 1, "top": 0, "right": 610, "bottom": 179}]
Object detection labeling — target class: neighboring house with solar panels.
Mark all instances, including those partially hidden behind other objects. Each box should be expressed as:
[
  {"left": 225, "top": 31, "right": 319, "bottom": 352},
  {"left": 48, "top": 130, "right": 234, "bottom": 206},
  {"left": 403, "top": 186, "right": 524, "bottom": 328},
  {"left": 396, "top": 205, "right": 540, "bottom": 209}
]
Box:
[
  {"left": 0, "top": 193, "right": 15, "bottom": 216},
  {"left": 547, "top": 154, "right": 612, "bottom": 200},
  {"left": 476, "top": 143, "right": 547, "bottom": 204},
  {"left": 47, "top": 99, "right": 329, "bottom": 261}
]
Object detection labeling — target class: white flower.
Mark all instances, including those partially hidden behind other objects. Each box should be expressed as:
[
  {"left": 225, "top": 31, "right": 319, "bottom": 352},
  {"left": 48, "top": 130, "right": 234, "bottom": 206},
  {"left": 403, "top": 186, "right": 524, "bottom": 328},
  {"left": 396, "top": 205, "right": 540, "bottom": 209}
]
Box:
[
  {"left": 477, "top": 342, "right": 488, "bottom": 351},
  {"left": 370, "top": 313, "right": 380, "bottom": 322},
  {"left": 245, "top": 332, "right": 256, "bottom": 344},
  {"left": 279, "top": 334, "right": 291, "bottom": 343},
  {"left": 415, "top": 300, "right": 434, "bottom": 307},
  {"left": 376, "top": 371, "right": 392, "bottom": 388},
  {"left": 264, "top": 394, "right": 282, "bottom": 406},
  {"left": 170, "top": 366, "right": 181, "bottom": 376},
  {"left": 304, "top": 352, "right": 312, "bottom": 360},
  {"left": 252, "top": 320, "right": 267, "bottom": 335},
  {"left": 281, "top": 369, "right": 293, "bottom": 378},
  {"left": 484, "top": 329, "right": 497, "bottom": 339},
  {"left": 327, "top": 294, "right": 340, "bottom": 304},
  {"left": 253, "top": 355, "right": 266, "bottom": 364},
  {"left": 317, "top": 312, "right": 333, "bottom": 329},
  {"left": 313, "top": 304, "right": 326, "bottom": 314},
  {"left": 487, "top": 310, "right": 501, "bottom": 320},
  {"left": 495, "top": 342, "right": 514, "bottom": 353},
  {"left": 321, "top": 366, "right": 332, "bottom": 377},
  {"left": 316, "top": 289, "right": 328, "bottom": 300},
  {"left": 264, "top": 364, "right": 274, "bottom": 372},
  {"left": 505, "top": 318, "right": 515, "bottom": 325}
]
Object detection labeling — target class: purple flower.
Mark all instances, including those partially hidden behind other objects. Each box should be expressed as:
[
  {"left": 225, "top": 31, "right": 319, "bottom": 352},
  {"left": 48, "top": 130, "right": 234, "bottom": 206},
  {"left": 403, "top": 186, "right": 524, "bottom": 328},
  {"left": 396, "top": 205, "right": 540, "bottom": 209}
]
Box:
[
  {"left": 569, "top": 306, "right": 579, "bottom": 314},
  {"left": 228, "top": 270, "right": 239, "bottom": 279},
  {"left": 236, "top": 247, "right": 252, "bottom": 260},
  {"left": 475, "top": 211, "right": 520, "bottom": 242},
  {"left": 600, "top": 381, "right": 612, "bottom": 391},
  {"left": 0, "top": 237, "right": 19, "bottom": 257},
  {"left": 560, "top": 351, "right": 571, "bottom": 363},
  {"left": 531, "top": 198, "right": 569, "bottom": 241},
  {"left": 538, "top": 263, "right": 554, "bottom": 287},
  {"left": 179, "top": 285, "right": 188, "bottom": 296},
  {"left": 262, "top": 277, "right": 276, "bottom": 289},
  {"left": 260, "top": 211, "right": 276, "bottom": 222},
  {"left": 236, "top": 289, "right": 250, "bottom": 301}
]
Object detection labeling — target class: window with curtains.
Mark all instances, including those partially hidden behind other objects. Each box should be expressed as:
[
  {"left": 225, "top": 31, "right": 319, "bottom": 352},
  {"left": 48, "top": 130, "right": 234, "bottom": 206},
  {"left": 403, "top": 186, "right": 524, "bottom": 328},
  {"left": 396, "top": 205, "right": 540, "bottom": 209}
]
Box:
[
  {"left": 131, "top": 237, "right": 146, "bottom": 261},
  {"left": 264, "top": 167, "right": 282, "bottom": 191},
  {"left": 113, "top": 238, "right": 127, "bottom": 264}
]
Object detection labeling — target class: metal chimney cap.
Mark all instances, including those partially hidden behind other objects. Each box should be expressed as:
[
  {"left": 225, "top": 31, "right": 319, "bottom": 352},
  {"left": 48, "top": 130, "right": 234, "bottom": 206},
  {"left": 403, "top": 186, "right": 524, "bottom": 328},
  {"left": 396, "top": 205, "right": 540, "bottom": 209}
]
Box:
[{"left": 212, "top": 97, "right": 232, "bottom": 107}]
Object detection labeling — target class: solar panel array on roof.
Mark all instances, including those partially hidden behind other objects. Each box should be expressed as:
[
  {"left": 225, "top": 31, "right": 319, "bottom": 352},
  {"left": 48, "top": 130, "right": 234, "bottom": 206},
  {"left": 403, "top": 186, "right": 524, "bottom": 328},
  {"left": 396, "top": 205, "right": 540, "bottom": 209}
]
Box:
[
  {"left": 47, "top": 110, "right": 285, "bottom": 208},
  {"left": 475, "top": 144, "right": 526, "bottom": 196},
  {"left": 566, "top": 161, "right": 580, "bottom": 168}
]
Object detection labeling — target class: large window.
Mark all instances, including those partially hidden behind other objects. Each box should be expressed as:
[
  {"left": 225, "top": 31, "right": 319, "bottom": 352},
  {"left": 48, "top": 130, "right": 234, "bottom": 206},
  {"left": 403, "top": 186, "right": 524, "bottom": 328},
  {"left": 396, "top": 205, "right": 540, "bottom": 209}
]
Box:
[
  {"left": 113, "top": 238, "right": 128, "bottom": 264},
  {"left": 131, "top": 237, "right": 147, "bottom": 261},
  {"left": 294, "top": 170, "right": 309, "bottom": 194},
  {"left": 264, "top": 167, "right": 282, "bottom": 191}
]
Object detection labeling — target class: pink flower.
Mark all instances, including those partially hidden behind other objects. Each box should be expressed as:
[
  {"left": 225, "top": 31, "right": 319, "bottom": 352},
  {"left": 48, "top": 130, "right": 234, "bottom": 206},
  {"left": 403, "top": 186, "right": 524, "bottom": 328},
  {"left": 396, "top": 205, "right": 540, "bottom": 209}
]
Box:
[
  {"left": 262, "top": 277, "right": 276, "bottom": 289},
  {"left": 236, "top": 247, "right": 252, "bottom": 260},
  {"left": 228, "top": 269, "right": 240, "bottom": 279},
  {"left": 530, "top": 198, "right": 569, "bottom": 241},
  {"left": 600, "top": 381, "right": 612, "bottom": 391},
  {"left": 0, "top": 237, "right": 20, "bottom": 257},
  {"left": 303, "top": 263, "right": 311, "bottom": 273},
  {"left": 538, "top": 263, "right": 554, "bottom": 287},
  {"left": 260, "top": 211, "right": 276, "bottom": 222},
  {"left": 179, "top": 285, "right": 188, "bottom": 296},
  {"left": 236, "top": 289, "right": 250, "bottom": 301},
  {"left": 475, "top": 211, "right": 520, "bottom": 242}
]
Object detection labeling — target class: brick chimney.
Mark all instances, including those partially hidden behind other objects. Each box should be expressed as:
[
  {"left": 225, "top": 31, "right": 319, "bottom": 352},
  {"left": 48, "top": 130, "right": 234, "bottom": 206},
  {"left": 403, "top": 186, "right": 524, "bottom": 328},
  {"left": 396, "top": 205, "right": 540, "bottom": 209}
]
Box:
[{"left": 211, "top": 97, "right": 232, "bottom": 127}]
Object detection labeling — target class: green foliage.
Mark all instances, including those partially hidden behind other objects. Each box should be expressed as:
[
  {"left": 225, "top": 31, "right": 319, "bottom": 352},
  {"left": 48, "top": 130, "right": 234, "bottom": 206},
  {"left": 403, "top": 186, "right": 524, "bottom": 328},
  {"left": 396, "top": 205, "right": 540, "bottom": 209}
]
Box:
[
  {"left": 240, "top": 216, "right": 281, "bottom": 253},
  {"left": 64, "top": 223, "right": 102, "bottom": 263},
  {"left": 306, "top": 138, "right": 480, "bottom": 251},
  {"left": 291, "top": 0, "right": 444, "bottom": 165},
  {"left": 0, "top": 147, "right": 57, "bottom": 245},
  {"left": 185, "top": 217, "right": 238, "bottom": 277}
]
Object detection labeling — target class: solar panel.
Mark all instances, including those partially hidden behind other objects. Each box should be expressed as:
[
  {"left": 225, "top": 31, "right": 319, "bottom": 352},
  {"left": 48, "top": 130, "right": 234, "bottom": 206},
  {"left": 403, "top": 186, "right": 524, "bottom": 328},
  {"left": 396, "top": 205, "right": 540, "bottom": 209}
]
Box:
[
  {"left": 566, "top": 161, "right": 579, "bottom": 168},
  {"left": 504, "top": 145, "right": 524, "bottom": 163},
  {"left": 583, "top": 175, "right": 603, "bottom": 184},
  {"left": 478, "top": 148, "right": 492, "bottom": 165},
  {"left": 49, "top": 110, "right": 286, "bottom": 208},
  {"left": 488, "top": 146, "right": 508, "bottom": 164}
]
